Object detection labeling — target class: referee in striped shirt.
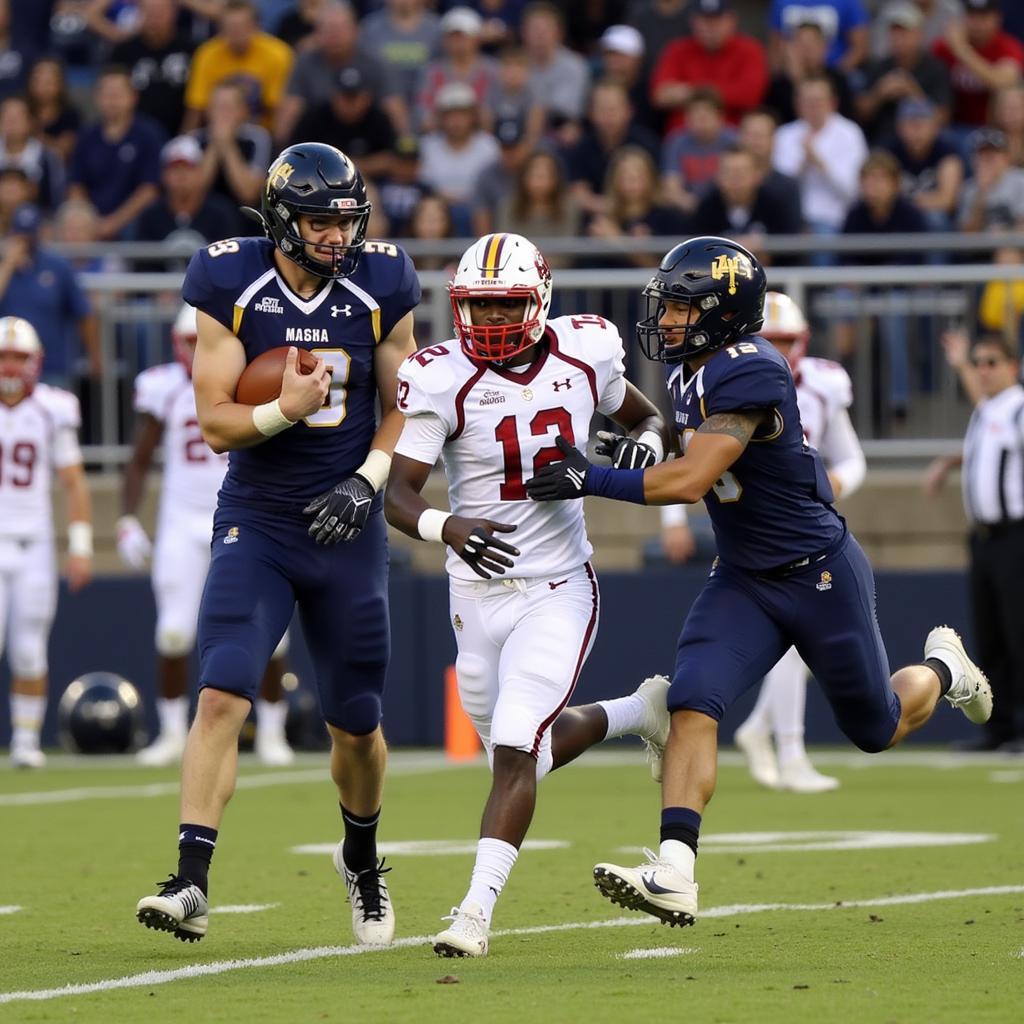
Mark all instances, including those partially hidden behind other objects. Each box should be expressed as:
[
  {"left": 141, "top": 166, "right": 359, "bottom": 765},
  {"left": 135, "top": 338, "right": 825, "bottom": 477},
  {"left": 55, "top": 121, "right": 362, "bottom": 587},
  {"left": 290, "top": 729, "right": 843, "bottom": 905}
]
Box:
[{"left": 926, "top": 330, "right": 1024, "bottom": 752}]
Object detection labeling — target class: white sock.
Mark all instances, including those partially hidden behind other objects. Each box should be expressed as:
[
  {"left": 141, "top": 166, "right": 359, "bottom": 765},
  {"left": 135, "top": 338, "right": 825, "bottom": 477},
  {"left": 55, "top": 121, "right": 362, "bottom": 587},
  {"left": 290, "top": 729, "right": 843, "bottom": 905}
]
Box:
[
  {"left": 156, "top": 696, "right": 189, "bottom": 738},
  {"left": 463, "top": 837, "right": 519, "bottom": 924},
  {"left": 659, "top": 839, "right": 696, "bottom": 880},
  {"left": 597, "top": 693, "right": 649, "bottom": 739},
  {"left": 11, "top": 693, "right": 46, "bottom": 751},
  {"left": 256, "top": 699, "right": 287, "bottom": 740},
  {"left": 776, "top": 732, "right": 806, "bottom": 769}
]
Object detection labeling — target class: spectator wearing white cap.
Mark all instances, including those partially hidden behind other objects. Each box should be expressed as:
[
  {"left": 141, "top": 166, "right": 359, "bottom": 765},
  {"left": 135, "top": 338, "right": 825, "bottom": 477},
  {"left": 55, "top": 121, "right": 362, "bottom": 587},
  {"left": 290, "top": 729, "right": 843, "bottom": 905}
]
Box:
[
  {"left": 417, "top": 6, "right": 497, "bottom": 134},
  {"left": 598, "top": 24, "right": 658, "bottom": 134},
  {"left": 135, "top": 135, "right": 241, "bottom": 246},
  {"left": 419, "top": 80, "right": 500, "bottom": 233}
]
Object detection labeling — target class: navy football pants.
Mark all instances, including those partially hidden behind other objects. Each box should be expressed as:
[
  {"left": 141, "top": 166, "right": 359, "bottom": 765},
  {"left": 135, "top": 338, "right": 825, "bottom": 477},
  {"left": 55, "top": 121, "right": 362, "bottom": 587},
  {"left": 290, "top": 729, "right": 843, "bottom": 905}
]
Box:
[
  {"left": 670, "top": 534, "right": 901, "bottom": 752},
  {"left": 197, "top": 504, "right": 389, "bottom": 735}
]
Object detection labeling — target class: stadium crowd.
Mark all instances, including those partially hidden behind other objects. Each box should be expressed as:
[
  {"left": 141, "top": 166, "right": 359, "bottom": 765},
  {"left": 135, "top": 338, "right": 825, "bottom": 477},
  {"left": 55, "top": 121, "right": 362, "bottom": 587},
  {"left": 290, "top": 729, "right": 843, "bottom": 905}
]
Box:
[{"left": 2, "top": 0, "right": 1024, "bottom": 383}]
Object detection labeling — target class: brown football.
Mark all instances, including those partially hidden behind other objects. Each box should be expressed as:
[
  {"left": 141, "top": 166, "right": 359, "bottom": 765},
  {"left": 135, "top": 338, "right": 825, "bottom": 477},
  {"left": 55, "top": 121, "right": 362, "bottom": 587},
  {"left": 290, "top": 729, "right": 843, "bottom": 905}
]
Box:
[{"left": 235, "top": 346, "right": 319, "bottom": 405}]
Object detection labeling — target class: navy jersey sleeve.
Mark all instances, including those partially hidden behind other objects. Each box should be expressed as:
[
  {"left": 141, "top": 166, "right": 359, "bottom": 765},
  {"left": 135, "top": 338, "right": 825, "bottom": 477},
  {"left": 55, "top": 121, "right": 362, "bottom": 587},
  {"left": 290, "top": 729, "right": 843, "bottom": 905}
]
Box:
[
  {"left": 704, "top": 347, "right": 790, "bottom": 417},
  {"left": 181, "top": 240, "right": 249, "bottom": 332},
  {"left": 372, "top": 243, "right": 421, "bottom": 340}
]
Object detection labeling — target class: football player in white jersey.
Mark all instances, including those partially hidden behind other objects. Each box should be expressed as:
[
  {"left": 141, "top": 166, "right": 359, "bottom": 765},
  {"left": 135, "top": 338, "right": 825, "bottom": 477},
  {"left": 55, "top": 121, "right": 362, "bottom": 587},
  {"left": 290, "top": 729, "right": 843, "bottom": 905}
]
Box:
[
  {"left": 117, "top": 305, "right": 294, "bottom": 767},
  {"left": 386, "top": 233, "right": 672, "bottom": 957},
  {"left": 728, "top": 292, "right": 867, "bottom": 792},
  {"left": 0, "top": 316, "right": 92, "bottom": 768}
]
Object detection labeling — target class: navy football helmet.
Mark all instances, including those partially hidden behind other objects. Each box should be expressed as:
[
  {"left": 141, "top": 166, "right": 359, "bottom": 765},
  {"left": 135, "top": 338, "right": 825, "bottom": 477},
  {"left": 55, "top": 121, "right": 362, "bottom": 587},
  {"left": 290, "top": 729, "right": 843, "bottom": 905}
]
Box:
[
  {"left": 254, "top": 143, "right": 371, "bottom": 279},
  {"left": 57, "top": 672, "right": 146, "bottom": 754},
  {"left": 636, "top": 236, "right": 767, "bottom": 363}
]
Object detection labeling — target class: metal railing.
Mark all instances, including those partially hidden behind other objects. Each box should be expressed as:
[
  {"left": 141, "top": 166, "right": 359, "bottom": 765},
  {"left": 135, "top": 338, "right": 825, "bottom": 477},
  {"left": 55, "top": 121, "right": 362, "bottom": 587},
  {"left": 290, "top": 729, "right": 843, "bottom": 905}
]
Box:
[{"left": 72, "top": 257, "right": 1023, "bottom": 467}]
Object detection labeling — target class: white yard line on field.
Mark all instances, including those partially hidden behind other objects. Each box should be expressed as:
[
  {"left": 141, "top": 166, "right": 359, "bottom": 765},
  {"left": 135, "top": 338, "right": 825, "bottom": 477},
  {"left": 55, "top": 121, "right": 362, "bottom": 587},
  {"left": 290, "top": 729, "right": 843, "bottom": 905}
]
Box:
[
  {"left": 213, "top": 904, "right": 279, "bottom": 915},
  {"left": 291, "top": 839, "right": 571, "bottom": 856},
  {"left": 618, "top": 947, "right": 698, "bottom": 960},
  {"left": 2, "top": 885, "right": 1022, "bottom": 1005},
  {"left": 0, "top": 906, "right": 21, "bottom": 915}
]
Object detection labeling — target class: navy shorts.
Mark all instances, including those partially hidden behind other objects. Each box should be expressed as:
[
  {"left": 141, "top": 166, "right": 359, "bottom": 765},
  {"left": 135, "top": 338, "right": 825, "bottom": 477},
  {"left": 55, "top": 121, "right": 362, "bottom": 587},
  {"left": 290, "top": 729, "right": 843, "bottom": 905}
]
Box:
[
  {"left": 197, "top": 502, "right": 389, "bottom": 735},
  {"left": 670, "top": 533, "right": 901, "bottom": 752}
]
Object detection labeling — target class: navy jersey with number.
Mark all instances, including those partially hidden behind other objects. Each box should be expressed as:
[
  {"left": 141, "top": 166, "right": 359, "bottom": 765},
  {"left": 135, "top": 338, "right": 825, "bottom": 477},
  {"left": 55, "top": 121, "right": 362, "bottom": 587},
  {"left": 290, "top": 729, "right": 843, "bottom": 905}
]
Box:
[
  {"left": 669, "top": 335, "right": 844, "bottom": 570},
  {"left": 182, "top": 236, "right": 420, "bottom": 512}
]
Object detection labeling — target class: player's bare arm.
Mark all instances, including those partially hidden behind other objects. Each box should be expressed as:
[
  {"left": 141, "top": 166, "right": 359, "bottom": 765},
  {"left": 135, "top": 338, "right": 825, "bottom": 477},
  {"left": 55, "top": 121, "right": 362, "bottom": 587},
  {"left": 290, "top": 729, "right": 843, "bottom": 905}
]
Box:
[
  {"left": 193, "top": 310, "right": 329, "bottom": 453},
  {"left": 385, "top": 452, "right": 520, "bottom": 580},
  {"left": 57, "top": 461, "right": 92, "bottom": 593},
  {"left": 116, "top": 413, "right": 162, "bottom": 568},
  {"left": 595, "top": 383, "right": 669, "bottom": 469}
]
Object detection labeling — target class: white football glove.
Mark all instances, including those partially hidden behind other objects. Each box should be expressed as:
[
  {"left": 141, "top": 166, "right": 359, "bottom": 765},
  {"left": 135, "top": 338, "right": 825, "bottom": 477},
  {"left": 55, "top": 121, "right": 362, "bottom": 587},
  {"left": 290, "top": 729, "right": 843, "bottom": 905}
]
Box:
[{"left": 116, "top": 515, "right": 152, "bottom": 568}]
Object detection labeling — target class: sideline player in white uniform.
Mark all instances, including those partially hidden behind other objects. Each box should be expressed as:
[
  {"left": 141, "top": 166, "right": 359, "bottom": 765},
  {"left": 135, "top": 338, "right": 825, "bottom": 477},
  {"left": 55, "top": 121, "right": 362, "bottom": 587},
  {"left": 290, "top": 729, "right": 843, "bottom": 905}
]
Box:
[
  {"left": 386, "top": 233, "right": 672, "bottom": 958},
  {"left": 0, "top": 317, "right": 92, "bottom": 768},
  {"left": 730, "top": 292, "right": 867, "bottom": 792},
  {"left": 117, "top": 305, "right": 294, "bottom": 766}
]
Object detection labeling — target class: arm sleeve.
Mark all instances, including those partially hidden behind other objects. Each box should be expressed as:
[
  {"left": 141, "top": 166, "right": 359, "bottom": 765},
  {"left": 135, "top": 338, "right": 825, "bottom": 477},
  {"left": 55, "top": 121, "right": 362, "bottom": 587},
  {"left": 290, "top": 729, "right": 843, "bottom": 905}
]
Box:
[
  {"left": 595, "top": 329, "right": 628, "bottom": 416},
  {"left": 393, "top": 410, "right": 448, "bottom": 467},
  {"left": 819, "top": 406, "right": 866, "bottom": 498},
  {"left": 704, "top": 355, "right": 789, "bottom": 416}
]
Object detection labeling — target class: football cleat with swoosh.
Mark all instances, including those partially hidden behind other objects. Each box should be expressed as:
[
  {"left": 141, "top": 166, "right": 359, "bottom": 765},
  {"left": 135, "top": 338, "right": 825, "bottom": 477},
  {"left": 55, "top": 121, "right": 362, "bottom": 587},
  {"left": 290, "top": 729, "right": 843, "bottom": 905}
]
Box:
[{"left": 593, "top": 848, "right": 698, "bottom": 926}]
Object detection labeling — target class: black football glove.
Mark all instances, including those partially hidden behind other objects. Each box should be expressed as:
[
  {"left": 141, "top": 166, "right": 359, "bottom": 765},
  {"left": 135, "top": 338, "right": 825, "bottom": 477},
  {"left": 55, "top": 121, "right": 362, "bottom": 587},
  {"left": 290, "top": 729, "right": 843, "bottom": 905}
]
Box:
[
  {"left": 525, "top": 435, "right": 592, "bottom": 502},
  {"left": 303, "top": 474, "right": 375, "bottom": 544},
  {"left": 595, "top": 430, "right": 659, "bottom": 469}
]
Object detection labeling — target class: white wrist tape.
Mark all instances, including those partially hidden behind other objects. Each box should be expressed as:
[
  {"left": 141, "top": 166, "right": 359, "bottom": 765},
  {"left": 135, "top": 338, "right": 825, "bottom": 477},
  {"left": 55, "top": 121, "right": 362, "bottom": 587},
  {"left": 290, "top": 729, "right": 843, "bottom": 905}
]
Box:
[
  {"left": 417, "top": 508, "right": 452, "bottom": 543},
  {"left": 638, "top": 429, "right": 665, "bottom": 463},
  {"left": 355, "top": 449, "right": 392, "bottom": 492},
  {"left": 68, "top": 521, "right": 93, "bottom": 558},
  {"left": 252, "top": 398, "right": 296, "bottom": 437},
  {"left": 660, "top": 504, "right": 689, "bottom": 528}
]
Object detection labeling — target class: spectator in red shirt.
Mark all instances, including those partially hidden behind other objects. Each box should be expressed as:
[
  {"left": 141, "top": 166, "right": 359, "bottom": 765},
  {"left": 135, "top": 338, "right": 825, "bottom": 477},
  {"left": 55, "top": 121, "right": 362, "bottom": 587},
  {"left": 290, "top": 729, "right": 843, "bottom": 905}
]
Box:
[
  {"left": 650, "top": 0, "right": 768, "bottom": 134},
  {"left": 933, "top": 0, "right": 1023, "bottom": 131}
]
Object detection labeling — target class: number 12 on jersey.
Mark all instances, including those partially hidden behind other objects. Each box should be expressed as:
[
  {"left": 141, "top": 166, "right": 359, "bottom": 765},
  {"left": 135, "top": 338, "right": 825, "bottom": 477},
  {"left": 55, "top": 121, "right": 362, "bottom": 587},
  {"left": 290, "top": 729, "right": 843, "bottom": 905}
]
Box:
[{"left": 495, "top": 409, "right": 574, "bottom": 500}]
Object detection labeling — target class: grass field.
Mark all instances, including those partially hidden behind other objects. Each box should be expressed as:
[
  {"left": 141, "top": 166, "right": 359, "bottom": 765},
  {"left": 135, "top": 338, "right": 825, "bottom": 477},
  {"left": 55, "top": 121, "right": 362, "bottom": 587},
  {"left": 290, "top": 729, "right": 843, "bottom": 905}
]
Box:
[{"left": 1, "top": 748, "right": 1022, "bottom": 1023}]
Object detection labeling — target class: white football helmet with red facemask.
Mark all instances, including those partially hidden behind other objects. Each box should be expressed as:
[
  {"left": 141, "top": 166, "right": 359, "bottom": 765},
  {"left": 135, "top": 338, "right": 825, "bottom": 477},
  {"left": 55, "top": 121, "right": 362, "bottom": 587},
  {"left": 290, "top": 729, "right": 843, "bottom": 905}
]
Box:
[
  {"left": 172, "top": 303, "right": 198, "bottom": 376},
  {"left": 449, "top": 233, "right": 553, "bottom": 362},
  {"left": 0, "top": 316, "right": 43, "bottom": 401},
  {"left": 761, "top": 291, "right": 809, "bottom": 371}
]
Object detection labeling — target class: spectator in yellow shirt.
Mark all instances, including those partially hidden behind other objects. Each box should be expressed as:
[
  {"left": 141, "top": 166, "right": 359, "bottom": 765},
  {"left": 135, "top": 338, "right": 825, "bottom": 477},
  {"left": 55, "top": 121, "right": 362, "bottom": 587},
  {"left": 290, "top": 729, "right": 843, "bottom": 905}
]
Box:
[
  {"left": 183, "top": 0, "right": 294, "bottom": 132},
  {"left": 979, "top": 245, "right": 1024, "bottom": 346}
]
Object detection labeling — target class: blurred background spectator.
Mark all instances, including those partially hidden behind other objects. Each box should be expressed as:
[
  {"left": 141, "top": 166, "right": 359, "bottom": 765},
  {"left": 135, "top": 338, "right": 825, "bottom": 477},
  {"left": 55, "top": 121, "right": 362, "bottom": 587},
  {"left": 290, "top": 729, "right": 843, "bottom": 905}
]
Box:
[
  {"left": 192, "top": 79, "right": 270, "bottom": 228},
  {"left": 485, "top": 45, "right": 544, "bottom": 149},
  {"left": 959, "top": 127, "right": 1024, "bottom": 231},
  {"left": 0, "top": 95, "right": 66, "bottom": 212},
  {"left": 109, "top": 0, "right": 196, "bottom": 140},
  {"left": 853, "top": 1, "right": 950, "bottom": 144},
  {"left": 596, "top": 24, "right": 657, "bottom": 134},
  {"left": 0, "top": 203, "right": 101, "bottom": 384},
  {"left": 136, "top": 134, "right": 240, "bottom": 246},
  {"left": 767, "top": 20, "right": 855, "bottom": 126},
  {"left": 991, "top": 81, "right": 1024, "bottom": 166},
  {"left": 417, "top": 6, "right": 496, "bottom": 133},
  {"left": 769, "top": 0, "right": 869, "bottom": 73},
  {"left": 418, "top": 80, "right": 499, "bottom": 234},
  {"left": 276, "top": 0, "right": 329, "bottom": 49},
  {"left": 68, "top": 66, "right": 163, "bottom": 240},
  {"left": 651, "top": 0, "right": 768, "bottom": 134},
  {"left": 183, "top": 0, "right": 294, "bottom": 132},
  {"left": 521, "top": 1, "right": 589, "bottom": 136},
  {"left": 738, "top": 106, "right": 803, "bottom": 228},
  {"left": 377, "top": 134, "right": 429, "bottom": 237},
  {"left": 660, "top": 87, "right": 735, "bottom": 214},
  {"left": 933, "top": 0, "right": 1023, "bottom": 136},
  {"left": 26, "top": 57, "right": 82, "bottom": 166},
  {"left": 623, "top": 0, "right": 689, "bottom": 85},
  {"left": 493, "top": 147, "right": 579, "bottom": 256},
  {"left": 565, "top": 78, "right": 659, "bottom": 219},
  {"left": 360, "top": 0, "right": 441, "bottom": 119}
]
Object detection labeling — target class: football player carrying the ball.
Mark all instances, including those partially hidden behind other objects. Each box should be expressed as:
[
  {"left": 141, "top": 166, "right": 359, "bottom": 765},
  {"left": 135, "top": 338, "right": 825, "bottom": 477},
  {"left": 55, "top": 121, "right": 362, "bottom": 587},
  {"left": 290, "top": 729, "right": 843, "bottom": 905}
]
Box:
[{"left": 135, "top": 144, "right": 419, "bottom": 946}]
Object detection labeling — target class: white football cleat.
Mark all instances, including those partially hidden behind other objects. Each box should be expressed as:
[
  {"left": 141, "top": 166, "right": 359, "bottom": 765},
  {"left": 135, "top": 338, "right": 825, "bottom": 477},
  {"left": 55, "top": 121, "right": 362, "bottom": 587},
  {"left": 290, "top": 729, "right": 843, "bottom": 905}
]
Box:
[
  {"left": 333, "top": 843, "right": 395, "bottom": 945},
  {"left": 255, "top": 731, "right": 295, "bottom": 766},
  {"left": 635, "top": 674, "right": 671, "bottom": 782},
  {"left": 135, "top": 732, "right": 186, "bottom": 767},
  {"left": 593, "top": 848, "right": 698, "bottom": 926},
  {"left": 926, "top": 626, "right": 993, "bottom": 725},
  {"left": 734, "top": 722, "right": 780, "bottom": 789},
  {"left": 10, "top": 745, "right": 46, "bottom": 769},
  {"left": 433, "top": 902, "right": 490, "bottom": 957},
  {"left": 778, "top": 756, "right": 839, "bottom": 793},
  {"left": 136, "top": 875, "right": 208, "bottom": 942}
]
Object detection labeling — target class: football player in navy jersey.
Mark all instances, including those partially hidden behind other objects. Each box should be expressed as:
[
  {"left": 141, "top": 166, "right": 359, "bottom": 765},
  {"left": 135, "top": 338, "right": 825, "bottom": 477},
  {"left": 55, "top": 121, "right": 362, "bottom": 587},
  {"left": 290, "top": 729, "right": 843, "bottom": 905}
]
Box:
[
  {"left": 526, "top": 236, "right": 994, "bottom": 928},
  {"left": 135, "top": 143, "right": 420, "bottom": 947}
]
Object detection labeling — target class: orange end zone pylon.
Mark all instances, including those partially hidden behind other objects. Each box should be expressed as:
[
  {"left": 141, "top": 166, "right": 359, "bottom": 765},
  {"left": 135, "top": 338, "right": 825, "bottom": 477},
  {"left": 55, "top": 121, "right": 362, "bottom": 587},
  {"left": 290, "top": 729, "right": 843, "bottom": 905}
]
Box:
[{"left": 445, "top": 664, "right": 481, "bottom": 761}]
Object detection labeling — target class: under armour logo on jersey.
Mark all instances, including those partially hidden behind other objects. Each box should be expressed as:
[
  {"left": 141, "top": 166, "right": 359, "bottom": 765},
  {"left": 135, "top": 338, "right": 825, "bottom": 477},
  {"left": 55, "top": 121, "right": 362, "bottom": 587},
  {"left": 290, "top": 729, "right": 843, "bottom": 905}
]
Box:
[
  {"left": 331, "top": 304, "right": 352, "bottom": 318},
  {"left": 552, "top": 378, "right": 572, "bottom": 391}
]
